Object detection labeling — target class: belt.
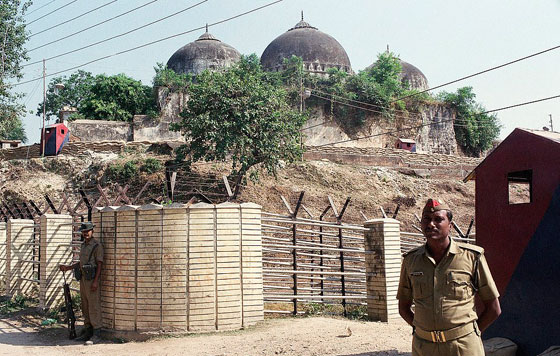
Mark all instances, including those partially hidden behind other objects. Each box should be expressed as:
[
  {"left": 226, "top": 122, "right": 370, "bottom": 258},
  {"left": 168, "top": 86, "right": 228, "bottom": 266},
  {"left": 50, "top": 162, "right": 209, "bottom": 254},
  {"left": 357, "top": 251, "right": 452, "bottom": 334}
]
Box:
[{"left": 414, "top": 322, "right": 476, "bottom": 343}]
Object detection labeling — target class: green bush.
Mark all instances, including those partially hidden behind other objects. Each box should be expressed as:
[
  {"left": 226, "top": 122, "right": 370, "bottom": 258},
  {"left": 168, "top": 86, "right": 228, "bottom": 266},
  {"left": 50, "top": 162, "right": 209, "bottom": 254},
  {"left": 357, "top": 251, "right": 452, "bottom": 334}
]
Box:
[
  {"left": 140, "top": 158, "right": 162, "bottom": 174},
  {"left": 107, "top": 160, "right": 139, "bottom": 181}
]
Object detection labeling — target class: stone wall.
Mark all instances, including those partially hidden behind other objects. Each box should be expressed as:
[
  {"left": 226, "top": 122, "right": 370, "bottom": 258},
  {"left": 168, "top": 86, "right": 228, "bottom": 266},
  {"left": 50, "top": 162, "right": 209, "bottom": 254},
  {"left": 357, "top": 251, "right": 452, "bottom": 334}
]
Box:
[
  {"left": 68, "top": 119, "right": 132, "bottom": 142},
  {"left": 132, "top": 115, "right": 183, "bottom": 142},
  {"left": 302, "top": 101, "right": 458, "bottom": 155}
]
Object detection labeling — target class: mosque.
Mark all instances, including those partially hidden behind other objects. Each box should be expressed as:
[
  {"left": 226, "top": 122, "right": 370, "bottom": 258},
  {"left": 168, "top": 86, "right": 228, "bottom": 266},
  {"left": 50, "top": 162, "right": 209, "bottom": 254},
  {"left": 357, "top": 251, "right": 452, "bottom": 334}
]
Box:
[
  {"left": 160, "top": 13, "right": 454, "bottom": 154},
  {"left": 69, "top": 14, "right": 456, "bottom": 154}
]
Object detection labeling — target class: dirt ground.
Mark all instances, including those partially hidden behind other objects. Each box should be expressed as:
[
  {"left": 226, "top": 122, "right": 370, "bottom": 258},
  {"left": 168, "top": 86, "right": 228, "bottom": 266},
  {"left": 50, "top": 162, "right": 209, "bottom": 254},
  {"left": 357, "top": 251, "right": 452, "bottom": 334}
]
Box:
[{"left": 0, "top": 313, "right": 412, "bottom": 356}]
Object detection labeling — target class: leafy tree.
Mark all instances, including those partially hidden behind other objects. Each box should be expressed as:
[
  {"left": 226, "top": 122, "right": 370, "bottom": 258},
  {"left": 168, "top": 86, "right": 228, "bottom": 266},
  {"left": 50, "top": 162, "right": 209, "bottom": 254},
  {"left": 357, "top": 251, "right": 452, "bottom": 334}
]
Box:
[
  {"left": 80, "top": 74, "right": 156, "bottom": 122},
  {"left": 38, "top": 70, "right": 95, "bottom": 120},
  {"left": 438, "top": 86, "right": 501, "bottom": 157},
  {"left": 0, "top": 0, "right": 31, "bottom": 142},
  {"left": 38, "top": 72, "right": 156, "bottom": 122},
  {"left": 173, "top": 54, "right": 307, "bottom": 181}
]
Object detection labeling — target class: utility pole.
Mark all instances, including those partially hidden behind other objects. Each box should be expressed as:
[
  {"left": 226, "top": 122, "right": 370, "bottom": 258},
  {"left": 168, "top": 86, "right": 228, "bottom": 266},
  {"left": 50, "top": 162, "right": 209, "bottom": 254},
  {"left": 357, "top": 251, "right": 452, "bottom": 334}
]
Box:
[
  {"left": 42, "top": 59, "right": 46, "bottom": 157},
  {"left": 550, "top": 114, "right": 554, "bottom": 132}
]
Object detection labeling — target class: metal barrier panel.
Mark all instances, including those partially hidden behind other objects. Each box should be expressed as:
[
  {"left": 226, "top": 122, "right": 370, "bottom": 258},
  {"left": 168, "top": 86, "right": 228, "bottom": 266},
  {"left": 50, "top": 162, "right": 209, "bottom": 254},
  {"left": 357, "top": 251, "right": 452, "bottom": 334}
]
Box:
[
  {"left": 0, "top": 222, "right": 6, "bottom": 288},
  {"left": 6, "top": 219, "right": 37, "bottom": 296},
  {"left": 40, "top": 214, "right": 73, "bottom": 309}
]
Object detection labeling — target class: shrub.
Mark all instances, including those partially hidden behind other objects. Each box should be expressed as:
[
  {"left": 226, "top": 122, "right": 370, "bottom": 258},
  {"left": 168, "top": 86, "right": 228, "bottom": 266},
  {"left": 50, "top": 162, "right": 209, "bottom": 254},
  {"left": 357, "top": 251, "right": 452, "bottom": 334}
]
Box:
[{"left": 140, "top": 158, "right": 162, "bottom": 174}]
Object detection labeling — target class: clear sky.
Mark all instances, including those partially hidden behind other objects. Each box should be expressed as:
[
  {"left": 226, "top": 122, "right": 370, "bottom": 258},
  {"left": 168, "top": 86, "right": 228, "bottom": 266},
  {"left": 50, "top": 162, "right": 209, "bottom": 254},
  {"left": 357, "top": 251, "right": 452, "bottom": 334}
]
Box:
[{"left": 15, "top": 0, "right": 560, "bottom": 144}]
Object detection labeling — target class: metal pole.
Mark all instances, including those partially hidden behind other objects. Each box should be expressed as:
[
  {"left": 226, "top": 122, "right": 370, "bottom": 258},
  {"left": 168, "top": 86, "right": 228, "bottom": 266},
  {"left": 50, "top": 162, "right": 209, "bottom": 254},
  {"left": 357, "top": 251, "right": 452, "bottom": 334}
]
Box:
[
  {"left": 550, "top": 114, "right": 554, "bottom": 132},
  {"left": 41, "top": 59, "right": 46, "bottom": 157}
]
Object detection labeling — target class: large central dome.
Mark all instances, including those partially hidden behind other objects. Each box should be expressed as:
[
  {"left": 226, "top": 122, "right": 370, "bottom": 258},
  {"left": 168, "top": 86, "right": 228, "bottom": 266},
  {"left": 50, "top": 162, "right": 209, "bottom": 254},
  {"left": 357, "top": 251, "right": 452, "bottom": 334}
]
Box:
[
  {"left": 167, "top": 27, "right": 241, "bottom": 76},
  {"left": 261, "top": 14, "right": 352, "bottom": 75}
]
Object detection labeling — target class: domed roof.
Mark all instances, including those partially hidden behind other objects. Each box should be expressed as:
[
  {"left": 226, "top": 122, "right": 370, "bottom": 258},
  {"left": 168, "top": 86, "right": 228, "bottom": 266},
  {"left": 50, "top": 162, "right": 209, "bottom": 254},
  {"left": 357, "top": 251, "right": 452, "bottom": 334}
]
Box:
[
  {"left": 366, "top": 52, "right": 428, "bottom": 91},
  {"left": 167, "top": 27, "right": 241, "bottom": 75},
  {"left": 261, "top": 13, "right": 352, "bottom": 75},
  {"left": 399, "top": 60, "right": 428, "bottom": 91}
]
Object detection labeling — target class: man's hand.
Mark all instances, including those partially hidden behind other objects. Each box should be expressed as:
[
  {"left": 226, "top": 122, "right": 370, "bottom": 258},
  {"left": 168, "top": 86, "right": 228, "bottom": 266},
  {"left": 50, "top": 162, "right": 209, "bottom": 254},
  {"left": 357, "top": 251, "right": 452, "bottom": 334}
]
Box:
[
  {"left": 398, "top": 299, "right": 415, "bottom": 327},
  {"left": 91, "top": 280, "right": 98, "bottom": 292},
  {"left": 59, "top": 264, "right": 71, "bottom": 272},
  {"left": 477, "top": 297, "right": 501, "bottom": 332}
]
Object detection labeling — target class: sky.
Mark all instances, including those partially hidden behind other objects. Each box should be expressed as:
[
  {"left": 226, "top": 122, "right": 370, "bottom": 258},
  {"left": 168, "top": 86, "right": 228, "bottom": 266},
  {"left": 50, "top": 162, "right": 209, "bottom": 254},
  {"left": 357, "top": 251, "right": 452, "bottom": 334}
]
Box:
[{"left": 13, "top": 0, "right": 560, "bottom": 144}]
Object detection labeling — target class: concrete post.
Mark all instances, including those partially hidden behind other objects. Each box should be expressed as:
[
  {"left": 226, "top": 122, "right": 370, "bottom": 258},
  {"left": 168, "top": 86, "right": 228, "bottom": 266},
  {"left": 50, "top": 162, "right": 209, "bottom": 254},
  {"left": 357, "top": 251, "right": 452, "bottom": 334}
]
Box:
[
  {"left": 363, "top": 218, "right": 402, "bottom": 322},
  {"left": 40, "top": 214, "right": 73, "bottom": 309}
]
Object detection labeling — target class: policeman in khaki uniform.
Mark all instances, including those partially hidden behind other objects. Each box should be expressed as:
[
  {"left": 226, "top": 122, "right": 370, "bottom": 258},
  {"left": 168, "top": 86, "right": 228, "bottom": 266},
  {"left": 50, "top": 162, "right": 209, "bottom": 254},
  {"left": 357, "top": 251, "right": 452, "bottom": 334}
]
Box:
[
  {"left": 60, "top": 222, "right": 104, "bottom": 344},
  {"left": 397, "top": 199, "right": 502, "bottom": 356}
]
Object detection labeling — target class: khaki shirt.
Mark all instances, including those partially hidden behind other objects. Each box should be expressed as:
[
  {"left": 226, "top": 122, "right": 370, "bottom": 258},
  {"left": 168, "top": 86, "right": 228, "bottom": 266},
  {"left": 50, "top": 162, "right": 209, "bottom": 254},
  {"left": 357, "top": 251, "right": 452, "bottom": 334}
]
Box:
[
  {"left": 79, "top": 238, "right": 104, "bottom": 267},
  {"left": 397, "top": 237, "right": 499, "bottom": 331}
]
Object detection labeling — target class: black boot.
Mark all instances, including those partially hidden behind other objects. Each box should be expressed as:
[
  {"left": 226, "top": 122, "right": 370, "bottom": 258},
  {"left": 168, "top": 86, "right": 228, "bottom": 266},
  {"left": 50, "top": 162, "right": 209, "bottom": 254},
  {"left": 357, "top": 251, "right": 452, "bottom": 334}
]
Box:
[
  {"left": 87, "top": 328, "right": 104, "bottom": 344},
  {"left": 75, "top": 327, "right": 93, "bottom": 342}
]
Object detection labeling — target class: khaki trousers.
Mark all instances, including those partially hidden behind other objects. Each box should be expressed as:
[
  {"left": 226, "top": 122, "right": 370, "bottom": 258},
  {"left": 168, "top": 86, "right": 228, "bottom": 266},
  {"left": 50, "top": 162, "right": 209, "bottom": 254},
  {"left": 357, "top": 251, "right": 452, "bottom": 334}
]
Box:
[
  {"left": 412, "top": 330, "right": 484, "bottom": 356},
  {"left": 80, "top": 278, "right": 102, "bottom": 329}
]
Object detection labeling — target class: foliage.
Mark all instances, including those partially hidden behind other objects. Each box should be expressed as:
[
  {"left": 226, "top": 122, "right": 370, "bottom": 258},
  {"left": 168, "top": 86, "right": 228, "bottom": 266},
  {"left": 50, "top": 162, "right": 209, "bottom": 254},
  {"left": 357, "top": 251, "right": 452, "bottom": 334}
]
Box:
[
  {"left": 140, "top": 158, "right": 162, "bottom": 174},
  {"left": 304, "top": 51, "right": 421, "bottom": 134},
  {"left": 0, "top": 114, "right": 26, "bottom": 141},
  {"left": 38, "top": 72, "right": 157, "bottom": 122},
  {"left": 0, "top": 0, "right": 31, "bottom": 142},
  {"left": 0, "top": 294, "right": 36, "bottom": 315},
  {"left": 438, "top": 86, "right": 501, "bottom": 157},
  {"left": 107, "top": 160, "right": 139, "bottom": 181},
  {"left": 152, "top": 63, "right": 192, "bottom": 92},
  {"left": 173, "top": 54, "right": 307, "bottom": 181},
  {"left": 37, "top": 70, "right": 95, "bottom": 120}
]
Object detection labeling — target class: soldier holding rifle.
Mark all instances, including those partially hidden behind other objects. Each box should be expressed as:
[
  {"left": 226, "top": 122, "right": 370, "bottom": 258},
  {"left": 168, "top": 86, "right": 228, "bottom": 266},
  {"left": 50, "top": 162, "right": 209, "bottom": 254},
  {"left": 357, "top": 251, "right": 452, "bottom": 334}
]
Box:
[{"left": 59, "top": 221, "right": 104, "bottom": 344}]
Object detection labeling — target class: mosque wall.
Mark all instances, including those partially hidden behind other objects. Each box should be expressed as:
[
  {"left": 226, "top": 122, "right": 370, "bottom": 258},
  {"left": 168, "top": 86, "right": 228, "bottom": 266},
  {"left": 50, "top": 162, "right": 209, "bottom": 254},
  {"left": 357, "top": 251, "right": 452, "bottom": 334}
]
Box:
[{"left": 302, "top": 102, "right": 457, "bottom": 154}]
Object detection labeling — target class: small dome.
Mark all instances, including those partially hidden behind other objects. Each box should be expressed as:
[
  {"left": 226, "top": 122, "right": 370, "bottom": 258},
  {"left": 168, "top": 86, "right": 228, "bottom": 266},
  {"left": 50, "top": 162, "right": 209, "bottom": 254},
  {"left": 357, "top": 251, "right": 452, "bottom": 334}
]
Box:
[
  {"left": 366, "top": 55, "right": 429, "bottom": 91},
  {"left": 167, "top": 27, "right": 241, "bottom": 75},
  {"left": 261, "top": 13, "right": 352, "bottom": 75}
]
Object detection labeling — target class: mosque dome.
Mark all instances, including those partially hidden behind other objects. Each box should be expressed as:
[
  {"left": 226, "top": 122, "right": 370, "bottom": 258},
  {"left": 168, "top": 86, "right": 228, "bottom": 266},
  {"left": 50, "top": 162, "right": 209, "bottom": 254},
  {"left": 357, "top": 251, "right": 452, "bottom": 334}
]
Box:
[
  {"left": 167, "top": 27, "right": 241, "bottom": 75},
  {"left": 366, "top": 54, "right": 429, "bottom": 91},
  {"left": 260, "top": 13, "right": 352, "bottom": 75}
]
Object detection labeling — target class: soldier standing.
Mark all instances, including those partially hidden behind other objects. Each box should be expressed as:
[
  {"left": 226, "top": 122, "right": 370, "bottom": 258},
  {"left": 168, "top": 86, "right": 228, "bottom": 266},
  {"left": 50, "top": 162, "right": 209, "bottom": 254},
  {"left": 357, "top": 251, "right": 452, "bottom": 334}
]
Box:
[
  {"left": 397, "top": 199, "right": 501, "bottom": 356},
  {"left": 60, "top": 222, "right": 104, "bottom": 344}
]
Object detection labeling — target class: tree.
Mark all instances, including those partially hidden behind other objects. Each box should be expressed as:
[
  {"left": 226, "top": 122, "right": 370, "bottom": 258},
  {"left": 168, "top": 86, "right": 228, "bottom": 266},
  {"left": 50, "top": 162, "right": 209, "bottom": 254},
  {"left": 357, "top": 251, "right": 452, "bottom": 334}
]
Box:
[
  {"left": 173, "top": 54, "right": 307, "bottom": 181},
  {"left": 38, "top": 71, "right": 156, "bottom": 122},
  {"left": 438, "top": 86, "right": 501, "bottom": 157},
  {"left": 0, "top": 0, "right": 31, "bottom": 142},
  {"left": 38, "top": 70, "right": 95, "bottom": 120}
]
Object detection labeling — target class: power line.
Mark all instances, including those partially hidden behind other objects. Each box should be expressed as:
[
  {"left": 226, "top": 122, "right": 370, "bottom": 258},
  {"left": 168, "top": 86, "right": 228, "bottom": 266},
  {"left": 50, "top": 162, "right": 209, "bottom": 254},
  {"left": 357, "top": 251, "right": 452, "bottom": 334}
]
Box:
[
  {"left": 315, "top": 93, "right": 560, "bottom": 147},
  {"left": 26, "top": 0, "right": 78, "bottom": 25},
  {"left": 391, "top": 44, "right": 560, "bottom": 103},
  {"left": 27, "top": 0, "right": 159, "bottom": 53},
  {"left": 25, "top": 0, "right": 58, "bottom": 17},
  {"left": 14, "top": 0, "right": 284, "bottom": 86},
  {"left": 24, "top": 0, "right": 208, "bottom": 66},
  {"left": 29, "top": 0, "right": 118, "bottom": 38}
]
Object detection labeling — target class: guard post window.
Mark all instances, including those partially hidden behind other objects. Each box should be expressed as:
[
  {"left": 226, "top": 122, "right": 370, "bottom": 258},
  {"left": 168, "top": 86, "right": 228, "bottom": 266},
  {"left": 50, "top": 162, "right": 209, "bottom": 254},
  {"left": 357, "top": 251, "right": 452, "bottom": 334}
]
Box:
[{"left": 508, "top": 170, "right": 532, "bottom": 204}]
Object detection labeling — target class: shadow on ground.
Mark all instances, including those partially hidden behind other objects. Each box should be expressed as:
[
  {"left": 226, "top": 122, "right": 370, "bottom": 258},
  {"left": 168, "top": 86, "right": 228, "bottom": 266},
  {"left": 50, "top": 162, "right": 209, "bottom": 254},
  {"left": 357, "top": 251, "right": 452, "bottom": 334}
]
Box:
[{"left": 340, "top": 352, "right": 411, "bottom": 356}]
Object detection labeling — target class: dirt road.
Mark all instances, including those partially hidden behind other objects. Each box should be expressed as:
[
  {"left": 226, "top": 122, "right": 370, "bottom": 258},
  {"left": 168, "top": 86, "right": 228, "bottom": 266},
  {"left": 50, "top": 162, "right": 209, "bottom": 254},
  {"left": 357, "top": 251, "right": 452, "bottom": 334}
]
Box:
[{"left": 0, "top": 315, "right": 412, "bottom": 356}]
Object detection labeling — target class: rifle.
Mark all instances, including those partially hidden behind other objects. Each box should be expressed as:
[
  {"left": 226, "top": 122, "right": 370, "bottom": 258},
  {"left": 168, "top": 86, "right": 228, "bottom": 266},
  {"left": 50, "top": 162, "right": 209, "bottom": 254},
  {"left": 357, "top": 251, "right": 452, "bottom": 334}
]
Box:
[{"left": 62, "top": 271, "right": 77, "bottom": 339}]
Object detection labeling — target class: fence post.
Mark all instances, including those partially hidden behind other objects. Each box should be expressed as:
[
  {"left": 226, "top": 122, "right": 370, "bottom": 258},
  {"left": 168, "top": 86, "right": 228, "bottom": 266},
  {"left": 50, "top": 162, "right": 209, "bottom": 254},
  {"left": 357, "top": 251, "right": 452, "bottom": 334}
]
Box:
[{"left": 363, "top": 218, "right": 401, "bottom": 322}]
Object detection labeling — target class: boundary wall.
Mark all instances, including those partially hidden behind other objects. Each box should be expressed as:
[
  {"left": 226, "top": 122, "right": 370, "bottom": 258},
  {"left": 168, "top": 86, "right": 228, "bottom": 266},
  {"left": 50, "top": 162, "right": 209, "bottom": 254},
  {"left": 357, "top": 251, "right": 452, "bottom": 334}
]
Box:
[{"left": 92, "top": 202, "right": 264, "bottom": 332}]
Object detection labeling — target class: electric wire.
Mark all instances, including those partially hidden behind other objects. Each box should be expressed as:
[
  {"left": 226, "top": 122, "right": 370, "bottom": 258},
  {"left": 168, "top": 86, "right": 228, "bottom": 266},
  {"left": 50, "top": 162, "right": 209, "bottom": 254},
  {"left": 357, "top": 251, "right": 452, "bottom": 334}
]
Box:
[
  {"left": 24, "top": 0, "right": 209, "bottom": 66},
  {"left": 29, "top": 0, "right": 118, "bottom": 38},
  {"left": 27, "top": 0, "right": 160, "bottom": 53},
  {"left": 14, "top": 0, "right": 283, "bottom": 86},
  {"left": 391, "top": 44, "right": 560, "bottom": 103},
  {"left": 25, "top": 0, "right": 57, "bottom": 17},
  {"left": 314, "top": 93, "right": 560, "bottom": 147},
  {"left": 26, "top": 0, "right": 78, "bottom": 25}
]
